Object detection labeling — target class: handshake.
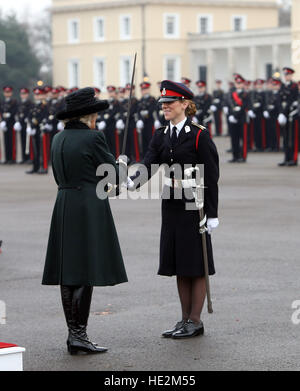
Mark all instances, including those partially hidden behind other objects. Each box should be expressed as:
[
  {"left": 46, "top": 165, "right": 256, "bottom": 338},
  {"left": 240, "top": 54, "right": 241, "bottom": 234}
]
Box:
[{"left": 116, "top": 155, "right": 135, "bottom": 190}]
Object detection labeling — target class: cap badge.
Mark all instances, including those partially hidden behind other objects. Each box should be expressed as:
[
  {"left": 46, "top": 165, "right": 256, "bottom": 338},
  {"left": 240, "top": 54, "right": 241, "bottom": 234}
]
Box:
[{"left": 162, "top": 88, "right": 167, "bottom": 96}]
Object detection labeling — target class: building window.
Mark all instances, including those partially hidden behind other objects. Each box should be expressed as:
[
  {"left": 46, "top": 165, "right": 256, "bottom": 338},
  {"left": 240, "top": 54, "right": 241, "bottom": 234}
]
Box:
[
  {"left": 232, "top": 15, "right": 247, "bottom": 32},
  {"left": 198, "top": 14, "right": 213, "bottom": 34},
  {"left": 68, "top": 59, "right": 80, "bottom": 87},
  {"left": 68, "top": 19, "right": 79, "bottom": 43},
  {"left": 164, "top": 14, "right": 179, "bottom": 39},
  {"left": 120, "top": 56, "right": 132, "bottom": 86},
  {"left": 94, "top": 58, "right": 106, "bottom": 90},
  {"left": 164, "top": 56, "right": 181, "bottom": 81},
  {"left": 94, "top": 17, "right": 105, "bottom": 41},
  {"left": 120, "top": 15, "right": 131, "bottom": 39}
]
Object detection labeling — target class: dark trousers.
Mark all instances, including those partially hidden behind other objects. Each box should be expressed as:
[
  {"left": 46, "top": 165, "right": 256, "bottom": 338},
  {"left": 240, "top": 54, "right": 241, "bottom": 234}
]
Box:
[
  {"left": 4, "top": 125, "right": 13, "bottom": 162},
  {"left": 213, "top": 110, "right": 222, "bottom": 136},
  {"left": 266, "top": 118, "right": 278, "bottom": 150},
  {"left": 230, "top": 122, "right": 242, "bottom": 160},
  {"left": 282, "top": 119, "right": 299, "bottom": 163},
  {"left": 31, "top": 130, "right": 41, "bottom": 172}
]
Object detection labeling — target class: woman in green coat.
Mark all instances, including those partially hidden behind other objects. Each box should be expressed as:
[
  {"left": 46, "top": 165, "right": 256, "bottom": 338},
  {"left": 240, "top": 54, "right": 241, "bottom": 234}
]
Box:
[{"left": 42, "top": 87, "right": 128, "bottom": 355}]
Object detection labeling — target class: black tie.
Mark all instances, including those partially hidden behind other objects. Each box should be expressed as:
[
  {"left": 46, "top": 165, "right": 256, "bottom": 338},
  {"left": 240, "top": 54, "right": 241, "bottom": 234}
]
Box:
[{"left": 171, "top": 126, "right": 178, "bottom": 147}]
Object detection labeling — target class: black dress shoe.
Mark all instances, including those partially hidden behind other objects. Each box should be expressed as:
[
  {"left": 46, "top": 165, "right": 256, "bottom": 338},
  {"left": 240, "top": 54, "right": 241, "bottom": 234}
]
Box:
[
  {"left": 162, "top": 320, "right": 187, "bottom": 338},
  {"left": 26, "top": 169, "right": 38, "bottom": 174},
  {"left": 38, "top": 168, "right": 48, "bottom": 174},
  {"left": 237, "top": 158, "right": 246, "bottom": 163},
  {"left": 287, "top": 161, "right": 298, "bottom": 167},
  {"left": 278, "top": 161, "right": 288, "bottom": 167},
  {"left": 228, "top": 159, "right": 238, "bottom": 163},
  {"left": 172, "top": 320, "right": 204, "bottom": 339}
]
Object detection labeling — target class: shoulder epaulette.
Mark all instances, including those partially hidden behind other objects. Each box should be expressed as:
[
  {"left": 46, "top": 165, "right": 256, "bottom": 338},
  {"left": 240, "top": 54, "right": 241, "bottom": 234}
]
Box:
[{"left": 191, "top": 122, "right": 206, "bottom": 130}]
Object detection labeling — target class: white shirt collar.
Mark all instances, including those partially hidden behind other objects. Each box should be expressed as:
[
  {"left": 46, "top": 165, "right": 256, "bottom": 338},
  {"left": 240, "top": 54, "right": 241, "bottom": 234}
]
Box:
[{"left": 170, "top": 117, "right": 187, "bottom": 135}]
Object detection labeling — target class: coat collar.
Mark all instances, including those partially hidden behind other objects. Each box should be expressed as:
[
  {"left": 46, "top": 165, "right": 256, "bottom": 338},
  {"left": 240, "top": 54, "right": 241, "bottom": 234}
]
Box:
[
  {"left": 64, "top": 120, "right": 90, "bottom": 130},
  {"left": 164, "top": 117, "right": 193, "bottom": 148}
]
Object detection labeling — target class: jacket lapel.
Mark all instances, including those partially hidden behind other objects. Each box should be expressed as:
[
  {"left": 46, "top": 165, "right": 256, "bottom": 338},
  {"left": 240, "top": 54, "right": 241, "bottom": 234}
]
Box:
[{"left": 176, "top": 119, "right": 193, "bottom": 148}]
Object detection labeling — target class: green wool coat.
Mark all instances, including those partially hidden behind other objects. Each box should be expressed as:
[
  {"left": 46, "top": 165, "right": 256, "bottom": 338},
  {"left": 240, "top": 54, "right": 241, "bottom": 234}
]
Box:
[{"left": 42, "top": 120, "right": 128, "bottom": 286}]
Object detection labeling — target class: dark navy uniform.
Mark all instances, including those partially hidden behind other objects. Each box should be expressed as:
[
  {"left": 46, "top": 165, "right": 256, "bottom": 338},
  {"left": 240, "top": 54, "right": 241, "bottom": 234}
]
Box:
[
  {"left": 248, "top": 80, "right": 266, "bottom": 151},
  {"left": 263, "top": 79, "right": 281, "bottom": 151},
  {"left": 194, "top": 81, "right": 213, "bottom": 137},
  {"left": 211, "top": 82, "right": 224, "bottom": 136},
  {"left": 15, "top": 90, "right": 34, "bottom": 162},
  {"left": 1, "top": 89, "right": 18, "bottom": 163},
  {"left": 131, "top": 81, "right": 219, "bottom": 277}
]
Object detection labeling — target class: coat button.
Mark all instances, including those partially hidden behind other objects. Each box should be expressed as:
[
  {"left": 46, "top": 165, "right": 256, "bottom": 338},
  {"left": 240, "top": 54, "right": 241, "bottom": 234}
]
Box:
[
  {"left": 170, "top": 149, "right": 173, "bottom": 153},
  {"left": 171, "top": 159, "right": 174, "bottom": 162}
]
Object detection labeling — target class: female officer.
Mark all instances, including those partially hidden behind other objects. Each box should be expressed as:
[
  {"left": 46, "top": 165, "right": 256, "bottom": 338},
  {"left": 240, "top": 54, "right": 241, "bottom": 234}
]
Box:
[
  {"left": 42, "top": 87, "right": 128, "bottom": 354},
  {"left": 130, "top": 80, "right": 219, "bottom": 339}
]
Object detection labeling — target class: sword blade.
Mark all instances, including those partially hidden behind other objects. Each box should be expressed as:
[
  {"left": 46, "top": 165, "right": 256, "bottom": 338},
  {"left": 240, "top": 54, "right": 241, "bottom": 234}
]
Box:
[{"left": 122, "top": 52, "right": 137, "bottom": 155}]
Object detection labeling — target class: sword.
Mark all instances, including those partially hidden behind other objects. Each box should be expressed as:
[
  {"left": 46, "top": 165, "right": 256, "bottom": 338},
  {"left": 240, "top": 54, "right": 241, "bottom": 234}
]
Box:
[
  {"left": 122, "top": 52, "right": 137, "bottom": 155},
  {"left": 185, "top": 167, "right": 213, "bottom": 314}
]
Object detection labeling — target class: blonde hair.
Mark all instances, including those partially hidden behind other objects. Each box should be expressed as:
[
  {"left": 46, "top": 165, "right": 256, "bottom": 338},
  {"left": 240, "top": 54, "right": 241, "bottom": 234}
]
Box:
[
  {"left": 184, "top": 100, "right": 197, "bottom": 117},
  {"left": 63, "top": 113, "right": 97, "bottom": 128}
]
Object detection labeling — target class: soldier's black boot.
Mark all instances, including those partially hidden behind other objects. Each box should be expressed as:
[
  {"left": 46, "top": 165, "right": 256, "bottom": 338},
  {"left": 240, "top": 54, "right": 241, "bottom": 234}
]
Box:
[{"left": 68, "top": 286, "right": 108, "bottom": 355}]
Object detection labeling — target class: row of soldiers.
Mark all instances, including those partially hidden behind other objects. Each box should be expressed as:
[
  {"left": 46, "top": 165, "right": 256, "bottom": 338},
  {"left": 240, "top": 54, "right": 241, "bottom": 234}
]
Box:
[{"left": 0, "top": 69, "right": 299, "bottom": 173}]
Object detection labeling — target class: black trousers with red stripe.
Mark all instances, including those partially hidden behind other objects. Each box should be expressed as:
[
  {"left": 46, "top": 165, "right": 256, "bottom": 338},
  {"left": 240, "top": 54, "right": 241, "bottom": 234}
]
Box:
[{"left": 282, "top": 118, "right": 299, "bottom": 163}]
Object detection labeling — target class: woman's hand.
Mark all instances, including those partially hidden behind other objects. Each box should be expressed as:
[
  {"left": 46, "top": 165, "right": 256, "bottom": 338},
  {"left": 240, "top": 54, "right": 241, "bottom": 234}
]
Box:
[{"left": 207, "top": 218, "right": 219, "bottom": 235}]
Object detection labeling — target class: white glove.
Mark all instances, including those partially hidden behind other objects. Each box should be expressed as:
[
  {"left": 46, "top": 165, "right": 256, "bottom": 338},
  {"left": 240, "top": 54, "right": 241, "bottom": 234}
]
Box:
[
  {"left": 57, "top": 121, "right": 64, "bottom": 131},
  {"left": 192, "top": 116, "right": 199, "bottom": 124},
  {"left": 116, "top": 119, "right": 125, "bottom": 130},
  {"left": 14, "top": 122, "right": 22, "bottom": 132},
  {"left": 136, "top": 120, "right": 144, "bottom": 129},
  {"left": 154, "top": 120, "right": 162, "bottom": 129},
  {"left": 248, "top": 110, "right": 256, "bottom": 119},
  {"left": 223, "top": 106, "right": 229, "bottom": 115},
  {"left": 0, "top": 121, "right": 7, "bottom": 131},
  {"left": 228, "top": 115, "right": 238, "bottom": 124},
  {"left": 126, "top": 177, "right": 135, "bottom": 190},
  {"left": 207, "top": 218, "right": 219, "bottom": 235},
  {"left": 278, "top": 113, "right": 287, "bottom": 126},
  {"left": 26, "top": 126, "right": 32, "bottom": 135},
  {"left": 45, "top": 123, "right": 53, "bottom": 132},
  {"left": 263, "top": 111, "right": 270, "bottom": 119},
  {"left": 117, "top": 154, "right": 128, "bottom": 165},
  {"left": 210, "top": 105, "right": 217, "bottom": 112},
  {"left": 30, "top": 128, "right": 36, "bottom": 136},
  {"left": 97, "top": 121, "right": 106, "bottom": 131}
]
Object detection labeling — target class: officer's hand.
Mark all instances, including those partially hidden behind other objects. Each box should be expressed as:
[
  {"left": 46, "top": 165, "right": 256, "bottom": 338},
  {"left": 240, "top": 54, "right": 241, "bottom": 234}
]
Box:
[
  {"left": 210, "top": 105, "right": 217, "bottom": 112},
  {"left": 14, "top": 122, "right": 22, "bottom": 132},
  {"left": 154, "top": 120, "right": 162, "bottom": 129},
  {"left": 136, "top": 120, "right": 144, "bottom": 129},
  {"left": 263, "top": 111, "right": 270, "bottom": 119},
  {"left": 97, "top": 121, "right": 106, "bottom": 131},
  {"left": 207, "top": 218, "right": 219, "bottom": 235},
  {"left": 277, "top": 113, "right": 287, "bottom": 126},
  {"left": 57, "top": 121, "right": 64, "bottom": 131},
  {"left": 116, "top": 119, "right": 125, "bottom": 130},
  {"left": 223, "top": 106, "right": 229, "bottom": 115},
  {"left": 228, "top": 115, "right": 238, "bottom": 124},
  {"left": 248, "top": 110, "right": 256, "bottom": 119},
  {"left": 0, "top": 121, "right": 7, "bottom": 132}
]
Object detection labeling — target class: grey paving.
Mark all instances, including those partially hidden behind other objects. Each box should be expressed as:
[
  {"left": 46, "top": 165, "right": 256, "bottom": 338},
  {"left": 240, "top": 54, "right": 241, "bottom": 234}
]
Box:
[{"left": 0, "top": 136, "right": 300, "bottom": 371}]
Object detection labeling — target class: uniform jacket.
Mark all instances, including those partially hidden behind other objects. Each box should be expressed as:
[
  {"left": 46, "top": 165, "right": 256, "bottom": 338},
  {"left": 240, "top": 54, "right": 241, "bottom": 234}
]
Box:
[
  {"left": 42, "top": 120, "right": 128, "bottom": 286},
  {"left": 131, "top": 117, "right": 219, "bottom": 218}
]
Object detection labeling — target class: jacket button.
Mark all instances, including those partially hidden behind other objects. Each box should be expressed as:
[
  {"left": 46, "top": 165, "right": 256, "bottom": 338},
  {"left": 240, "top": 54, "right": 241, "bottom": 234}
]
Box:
[{"left": 171, "top": 159, "right": 174, "bottom": 162}]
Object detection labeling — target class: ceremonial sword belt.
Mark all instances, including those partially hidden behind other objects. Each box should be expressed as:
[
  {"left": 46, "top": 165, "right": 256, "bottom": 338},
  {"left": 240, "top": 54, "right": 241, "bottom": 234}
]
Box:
[{"left": 164, "top": 177, "right": 197, "bottom": 189}]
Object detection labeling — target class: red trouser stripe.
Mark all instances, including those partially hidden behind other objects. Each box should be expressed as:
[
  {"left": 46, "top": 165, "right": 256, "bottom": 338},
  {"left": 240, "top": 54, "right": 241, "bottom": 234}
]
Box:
[
  {"left": 250, "top": 120, "right": 254, "bottom": 149},
  {"left": 276, "top": 121, "right": 280, "bottom": 149},
  {"left": 115, "top": 130, "right": 120, "bottom": 159},
  {"left": 294, "top": 119, "right": 299, "bottom": 163},
  {"left": 208, "top": 123, "right": 212, "bottom": 139},
  {"left": 261, "top": 119, "right": 266, "bottom": 149},
  {"left": 219, "top": 111, "right": 223, "bottom": 135},
  {"left": 12, "top": 128, "right": 16, "bottom": 161},
  {"left": 30, "top": 138, "right": 34, "bottom": 160},
  {"left": 133, "top": 128, "right": 140, "bottom": 162},
  {"left": 243, "top": 123, "right": 248, "bottom": 160},
  {"left": 152, "top": 126, "right": 155, "bottom": 136},
  {"left": 43, "top": 134, "right": 48, "bottom": 170}
]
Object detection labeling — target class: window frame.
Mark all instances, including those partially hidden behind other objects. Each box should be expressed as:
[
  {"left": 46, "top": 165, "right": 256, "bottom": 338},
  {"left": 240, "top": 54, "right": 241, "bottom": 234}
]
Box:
[
  {"left": 231, "top": 15, "right": 247, "bottom": 32},
  {"left": 68, "top": 18, "right": 80, "bottom": 44},
  {"left": 93, "top": 57, "right": 106, "bottom": 92},
  {"left": 120, "top": 56, "right": 132, "bottom": 86},
  {"left": 94, "top": 16, "right": 105, "bottom": 42},
  {"left": 68, "top": 58, "right": 80, "bottom": 88},
  {"left": 163, "top": 55, "right": 181, "bottom": 81},
  {"left": 120, "top": 14, "right": 132, "bottom": 40},
  {"left": 163, "top": 13, "right": 180, "bottom": 39},
  {"left": 197, "top": 14, "right": 213, "bottom": 34}
]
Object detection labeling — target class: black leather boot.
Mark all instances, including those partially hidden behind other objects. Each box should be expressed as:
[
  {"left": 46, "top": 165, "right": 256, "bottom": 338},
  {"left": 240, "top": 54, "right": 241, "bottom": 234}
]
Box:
[
  {"left": 60, "top": 285, "right": 77, "bottom": 346},
  {"left": 68, "top": 286, "right": 108, "bottom": 355}
]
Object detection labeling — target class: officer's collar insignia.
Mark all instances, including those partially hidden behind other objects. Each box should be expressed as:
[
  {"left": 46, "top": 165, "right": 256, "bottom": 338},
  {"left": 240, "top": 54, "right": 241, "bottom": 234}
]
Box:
[
  {"left": 185, "top": 126, "right": 191, "bottom": 133},
  {"left": 162, "top": 88, "right": 167, "bottom": 96}
]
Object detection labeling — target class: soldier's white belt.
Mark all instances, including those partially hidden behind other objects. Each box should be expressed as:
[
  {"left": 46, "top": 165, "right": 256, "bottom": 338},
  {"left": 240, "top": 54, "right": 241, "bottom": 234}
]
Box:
[{"left": 164, "top": 178, "right": 197, "bottom": 189}]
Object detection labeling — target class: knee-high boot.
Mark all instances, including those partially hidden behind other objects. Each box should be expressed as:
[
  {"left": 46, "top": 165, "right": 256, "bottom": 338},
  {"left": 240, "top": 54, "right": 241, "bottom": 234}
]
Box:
[
  {"left": 60, "top": 285, "right": 77, "bottom": 345},
  {"left": 68, "top": 286, "right": 108, "bottom": 355}
]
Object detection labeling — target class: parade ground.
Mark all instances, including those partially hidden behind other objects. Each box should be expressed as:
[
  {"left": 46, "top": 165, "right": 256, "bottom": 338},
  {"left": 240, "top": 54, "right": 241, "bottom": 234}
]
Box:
[{"left": 0, "top": 135, "right": 300, "bottom": 371}]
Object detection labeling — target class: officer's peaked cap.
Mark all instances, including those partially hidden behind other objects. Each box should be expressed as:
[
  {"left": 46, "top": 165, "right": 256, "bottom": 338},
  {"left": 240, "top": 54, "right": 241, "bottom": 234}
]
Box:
[{"left": 158, "top": 80, "right": 194, "bottom": 103}]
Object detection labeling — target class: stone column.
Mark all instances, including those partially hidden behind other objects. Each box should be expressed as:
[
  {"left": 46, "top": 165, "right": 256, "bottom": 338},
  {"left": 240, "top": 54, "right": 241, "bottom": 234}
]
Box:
[
  {"left": 227, "top": 47, "right": 235, "bottom": 82},
  {"left": 272, "top": 44, "right": 279, "bottom": 73}
]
